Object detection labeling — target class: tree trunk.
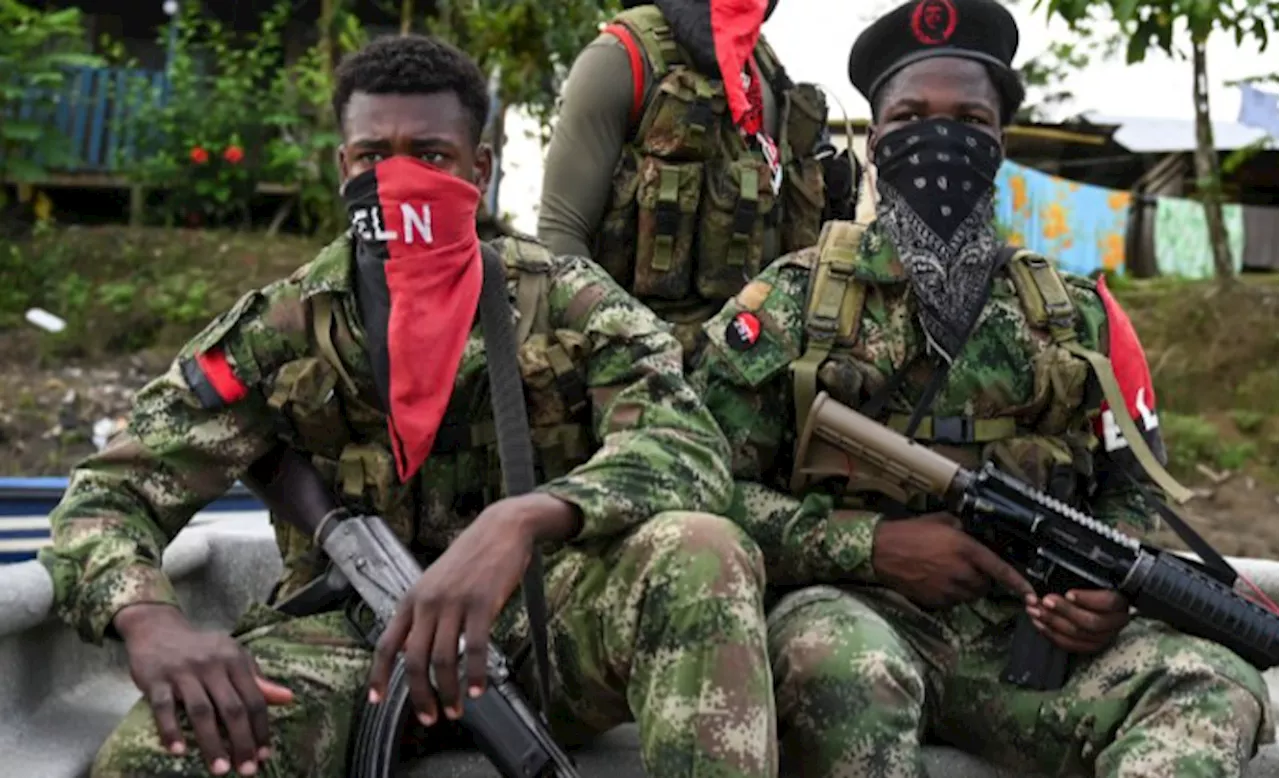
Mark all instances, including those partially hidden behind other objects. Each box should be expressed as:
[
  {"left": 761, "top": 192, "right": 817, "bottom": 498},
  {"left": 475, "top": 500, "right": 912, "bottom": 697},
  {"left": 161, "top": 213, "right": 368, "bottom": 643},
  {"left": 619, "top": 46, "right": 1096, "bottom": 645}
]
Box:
[
  {"left": 486, "top": 97, "right": 505, "bottom": 217},
  {"left": 319, "top": 0, "right": 336, "bottom": 78},
  {"left": 401, "top": 0, "right": 414, "bottom": 34},
  {"left": 1190, "top": 38, "right": 1234, "bottom": 280}
]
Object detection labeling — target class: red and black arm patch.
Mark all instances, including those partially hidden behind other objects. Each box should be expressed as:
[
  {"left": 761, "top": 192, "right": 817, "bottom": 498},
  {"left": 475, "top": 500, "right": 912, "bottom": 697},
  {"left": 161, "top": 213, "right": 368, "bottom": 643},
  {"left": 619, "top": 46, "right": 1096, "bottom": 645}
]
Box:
[{"left": 180, "top": 347, "right": 250, "bottom": 411}]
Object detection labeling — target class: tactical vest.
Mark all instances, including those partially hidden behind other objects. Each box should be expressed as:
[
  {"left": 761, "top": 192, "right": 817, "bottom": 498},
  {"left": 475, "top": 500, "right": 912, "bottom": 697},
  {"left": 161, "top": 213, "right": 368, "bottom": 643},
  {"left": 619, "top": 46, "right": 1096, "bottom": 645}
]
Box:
[
  {"left": 262, "top": 237, "right": 596, "bottom": 599},
  {"left": 595, "top": 4, "right": 828, "bottom": 341},
  {"left": 790, "top": 221, "right": 1191, "bottom": 508}
]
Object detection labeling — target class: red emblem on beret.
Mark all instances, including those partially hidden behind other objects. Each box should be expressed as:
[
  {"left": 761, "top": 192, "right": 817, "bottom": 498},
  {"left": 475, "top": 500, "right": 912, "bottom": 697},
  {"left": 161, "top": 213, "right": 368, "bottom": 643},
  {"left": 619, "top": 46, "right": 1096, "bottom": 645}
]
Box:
[{"left": 911, "top": 0, "right": 958, "bottom": 45}]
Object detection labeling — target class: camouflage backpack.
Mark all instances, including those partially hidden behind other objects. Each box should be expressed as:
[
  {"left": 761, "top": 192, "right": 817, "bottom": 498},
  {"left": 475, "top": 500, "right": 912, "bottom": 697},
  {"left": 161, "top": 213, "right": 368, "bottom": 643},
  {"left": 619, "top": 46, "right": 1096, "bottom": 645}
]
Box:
[
  {"left": 594, "top": 3, "right": 828, "bottom": 316},
  {"left": 789, "top": 220, "right": 1191, "bottom": 505}
]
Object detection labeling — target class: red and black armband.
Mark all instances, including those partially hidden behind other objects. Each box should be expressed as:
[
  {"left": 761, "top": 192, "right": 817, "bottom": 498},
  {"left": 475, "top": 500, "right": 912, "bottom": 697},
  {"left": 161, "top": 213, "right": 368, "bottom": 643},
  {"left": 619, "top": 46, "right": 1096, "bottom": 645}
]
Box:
[{"left": 180, "top": 347, "right": 250, "bottom": 410}]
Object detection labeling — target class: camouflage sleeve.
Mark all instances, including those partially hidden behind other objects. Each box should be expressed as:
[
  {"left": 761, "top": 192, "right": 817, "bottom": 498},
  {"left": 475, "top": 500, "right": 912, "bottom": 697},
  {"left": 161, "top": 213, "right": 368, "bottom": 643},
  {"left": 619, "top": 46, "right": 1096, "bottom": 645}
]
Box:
[
  {"left": 536, "top": 255, "right": 733, "bottom": 541},
  {"left": 1067, "top": 276, "right": 1163, "bottom": 538},
  {"left": 690, "top": 255, "right": 881, "bottom": 583},
  {"left": 38, "top": 279, "right": 311, "bottom": 645}
]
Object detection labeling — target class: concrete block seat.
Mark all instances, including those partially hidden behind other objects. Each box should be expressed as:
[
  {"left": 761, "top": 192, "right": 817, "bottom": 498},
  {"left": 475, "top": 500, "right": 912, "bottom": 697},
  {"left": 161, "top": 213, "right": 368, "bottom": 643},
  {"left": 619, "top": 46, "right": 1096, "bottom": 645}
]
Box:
[{"left": 2, "top": 514, "right": 1276, "bottom": 778}]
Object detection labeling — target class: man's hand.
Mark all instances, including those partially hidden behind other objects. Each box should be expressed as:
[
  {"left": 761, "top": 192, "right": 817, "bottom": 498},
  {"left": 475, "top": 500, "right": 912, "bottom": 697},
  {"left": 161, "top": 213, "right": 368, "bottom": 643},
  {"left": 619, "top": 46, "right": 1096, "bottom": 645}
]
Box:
[
  {"left": 113, "top": 603, "right": 294, "bottom": 777},
  {"left": 1028, "top": 590, "right": 1130, "bottom": 654},
  {"left": 367, "top": 493, "right": 580, "bottom": 727},
  {"left": 872, "top": 513, "right": 1035, "bottom": 609}
]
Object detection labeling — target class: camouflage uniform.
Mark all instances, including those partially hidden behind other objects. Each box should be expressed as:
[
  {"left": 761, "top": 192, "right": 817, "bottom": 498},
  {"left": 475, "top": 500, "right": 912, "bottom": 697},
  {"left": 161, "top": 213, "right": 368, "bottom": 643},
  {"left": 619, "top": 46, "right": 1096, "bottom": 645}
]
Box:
[
  {"left": 40, "top": 234, "right": 777, "bottom": 778},
  {"left": 691, "top": 223, "right": 1274, "bottom": 778},
  {"left": 539, "top": 2, "right": 828, "bottom": 361}
]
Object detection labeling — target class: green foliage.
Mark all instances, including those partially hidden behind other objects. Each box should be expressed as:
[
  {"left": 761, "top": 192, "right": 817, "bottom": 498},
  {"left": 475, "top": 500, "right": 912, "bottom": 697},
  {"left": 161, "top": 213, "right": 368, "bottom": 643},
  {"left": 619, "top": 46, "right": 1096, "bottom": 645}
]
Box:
[
  {"left": 0, "top": 0, "right": 103, "bottom": 182},
  {"left": 1162, "top": 411, "right": 1258, "bottom": 475},
  {"left": 1231, "top": 409, "right": 1267, "bottom": 434},
  {"left": 1037, "top": 0, "right": 1277, "bottom": 60},
  {"left": 0, "top": 226, "right": 324, "bottom": 358},
  {"left": 121, "top": 3, "right": 347, "bottom": 231},
  {"left": 424, "top": 0, "right": 621, "bottom": 129}
]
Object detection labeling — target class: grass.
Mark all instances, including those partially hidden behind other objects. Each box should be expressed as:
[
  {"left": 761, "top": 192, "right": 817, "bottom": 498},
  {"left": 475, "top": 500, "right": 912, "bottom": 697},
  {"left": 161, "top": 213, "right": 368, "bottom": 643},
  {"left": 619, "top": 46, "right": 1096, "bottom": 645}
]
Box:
[
  {"left": 1107, "top": 273, "right": 1279, "bottom": 416},
  {"left": 0, "top": 225, "right": 324, "bottom": 362}
]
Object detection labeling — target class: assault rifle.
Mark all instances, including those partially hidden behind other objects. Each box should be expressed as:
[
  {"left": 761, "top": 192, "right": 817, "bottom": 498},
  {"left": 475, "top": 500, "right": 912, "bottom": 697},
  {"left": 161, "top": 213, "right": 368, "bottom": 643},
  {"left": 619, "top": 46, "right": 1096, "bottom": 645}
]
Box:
[
  {"left": 245, "top": 444, "right": 579, "bottom": 778},
  {"left": 792, "top": 392, "right": 1279, "bottom": 690}
]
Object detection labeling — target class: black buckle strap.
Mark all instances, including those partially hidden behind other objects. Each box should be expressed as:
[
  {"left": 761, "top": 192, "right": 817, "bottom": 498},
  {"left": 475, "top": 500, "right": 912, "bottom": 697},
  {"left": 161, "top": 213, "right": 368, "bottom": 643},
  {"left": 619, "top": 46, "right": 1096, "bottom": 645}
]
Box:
[
  {"left": 687, "top": 97, "right": 714, "bottom": 133},
  {"left": 655, "top": 199, "right": 681, "bottom": 237},
  {"left": 554, "top": 372, "right": 588, "bottom": 417},
  {"left": 931, "top": 416, "right": 973, "bottom": 445},
  {"left": 733, "top": 197, "right": 757, "bottom": 236}
]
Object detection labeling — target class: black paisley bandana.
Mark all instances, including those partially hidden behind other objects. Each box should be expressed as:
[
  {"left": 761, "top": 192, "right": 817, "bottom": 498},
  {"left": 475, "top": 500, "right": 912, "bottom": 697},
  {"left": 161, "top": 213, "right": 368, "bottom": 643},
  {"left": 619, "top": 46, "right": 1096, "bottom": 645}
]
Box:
[{"left": 873, "top": 118, "right": 1005, "bottom": 362}]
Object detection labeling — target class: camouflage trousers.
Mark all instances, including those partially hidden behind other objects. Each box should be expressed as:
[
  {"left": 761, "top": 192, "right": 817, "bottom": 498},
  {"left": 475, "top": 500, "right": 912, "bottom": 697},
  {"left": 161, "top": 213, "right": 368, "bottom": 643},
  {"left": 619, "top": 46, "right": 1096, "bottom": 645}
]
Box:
[
  {"left": 92, "top": 512, "right": 777, "bottom": 778},
  {"left": 767, "top": 584, "right": 1274, "bottom": 778}
]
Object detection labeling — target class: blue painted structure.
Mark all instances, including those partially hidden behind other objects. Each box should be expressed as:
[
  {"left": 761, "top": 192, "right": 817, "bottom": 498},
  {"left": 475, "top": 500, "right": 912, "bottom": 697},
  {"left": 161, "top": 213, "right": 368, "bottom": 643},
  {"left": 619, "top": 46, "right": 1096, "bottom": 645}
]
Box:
[
  {"left": 0, "top": 477, "right": 264, "bottom": 564},
  {"left": 12, "top": 65, "right": 168, "bottom": 173}
]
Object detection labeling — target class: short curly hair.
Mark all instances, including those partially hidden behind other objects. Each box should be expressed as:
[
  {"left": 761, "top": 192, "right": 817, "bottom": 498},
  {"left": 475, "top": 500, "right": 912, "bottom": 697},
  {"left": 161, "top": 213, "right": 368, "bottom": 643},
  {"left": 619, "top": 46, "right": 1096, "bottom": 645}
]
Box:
[{"left": 332, "top": 34, "right": 489, "bottom": 144}]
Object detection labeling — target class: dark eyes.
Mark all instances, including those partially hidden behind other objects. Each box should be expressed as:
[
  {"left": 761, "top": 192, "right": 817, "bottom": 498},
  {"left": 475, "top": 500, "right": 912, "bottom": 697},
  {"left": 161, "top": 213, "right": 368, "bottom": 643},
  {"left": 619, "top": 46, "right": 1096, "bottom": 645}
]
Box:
[
  {"left": 889, "top": 112, "right": 991, "bottom": 126},
  {"left": 355, "top": 151, "right": 447, "bottom": 164}
]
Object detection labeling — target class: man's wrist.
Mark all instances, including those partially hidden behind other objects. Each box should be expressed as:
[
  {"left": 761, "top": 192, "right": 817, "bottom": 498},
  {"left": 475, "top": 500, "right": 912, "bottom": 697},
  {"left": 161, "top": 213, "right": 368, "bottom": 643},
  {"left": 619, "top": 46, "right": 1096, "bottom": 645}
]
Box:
[
  {"left": 512, "top": 493, "right": 583, "bottom": 544},
  {"left": 112, "top": 602, "right": 187, "bottom": 643}
]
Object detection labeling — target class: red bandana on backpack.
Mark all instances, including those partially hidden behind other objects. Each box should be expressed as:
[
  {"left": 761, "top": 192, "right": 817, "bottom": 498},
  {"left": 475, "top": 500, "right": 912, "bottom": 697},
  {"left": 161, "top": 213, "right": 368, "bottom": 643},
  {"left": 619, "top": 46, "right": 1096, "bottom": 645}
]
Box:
[
  {"left": 1093, "top": 275, "right": 1160, "bottom": 452},
  {"left": 712, "top": 0, "right": 781, "bottom": 193}
]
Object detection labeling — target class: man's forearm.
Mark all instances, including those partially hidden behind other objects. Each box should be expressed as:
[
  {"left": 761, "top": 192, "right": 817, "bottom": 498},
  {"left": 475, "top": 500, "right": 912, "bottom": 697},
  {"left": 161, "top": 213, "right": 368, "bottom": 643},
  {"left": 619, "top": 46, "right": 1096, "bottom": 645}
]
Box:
[
  {"left": 515, "top": 493, "right": 584, "bottom": 544},
  {"left": 728, "top": 482, "right": 882, "bottom": 586}
]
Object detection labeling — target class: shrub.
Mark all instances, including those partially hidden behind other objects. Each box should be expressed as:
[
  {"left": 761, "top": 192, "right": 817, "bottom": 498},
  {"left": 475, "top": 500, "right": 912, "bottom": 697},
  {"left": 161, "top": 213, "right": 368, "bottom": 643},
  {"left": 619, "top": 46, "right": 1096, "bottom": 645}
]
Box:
[
  {"left": 121, "top": 4, "right": 342, "bottom": 231},
  {"left": 0, "top": 1, "right": 102, "bottom": 183}
]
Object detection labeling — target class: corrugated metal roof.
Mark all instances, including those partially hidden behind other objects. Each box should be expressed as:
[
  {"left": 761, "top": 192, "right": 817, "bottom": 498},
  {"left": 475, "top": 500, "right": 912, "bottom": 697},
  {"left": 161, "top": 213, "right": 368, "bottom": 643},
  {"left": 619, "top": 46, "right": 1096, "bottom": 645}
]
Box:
[{"left": 1080, "top": 112, "right": 1275, "bottom": 153}]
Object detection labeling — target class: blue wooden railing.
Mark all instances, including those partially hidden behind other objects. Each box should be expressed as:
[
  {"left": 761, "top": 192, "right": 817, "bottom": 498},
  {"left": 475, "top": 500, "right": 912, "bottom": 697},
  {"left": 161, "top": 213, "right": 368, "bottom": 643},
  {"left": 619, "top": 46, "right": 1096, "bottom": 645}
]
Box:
[
  {"left": 0, "top": 477, "right": 265, "bottom": 564},
  {"left": 11, "top": 65, "right": 169, "bottom": 174}
]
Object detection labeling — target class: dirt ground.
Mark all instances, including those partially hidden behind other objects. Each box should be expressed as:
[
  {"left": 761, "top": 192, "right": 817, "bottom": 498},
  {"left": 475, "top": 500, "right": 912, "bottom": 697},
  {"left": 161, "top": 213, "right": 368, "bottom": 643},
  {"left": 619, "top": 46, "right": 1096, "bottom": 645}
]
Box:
[
  {"left": 1151, "top": 476, "right": 1279, "bottom": 559},
  {"left": 0, "top": 337, "right": 163, "bottom": 477}
]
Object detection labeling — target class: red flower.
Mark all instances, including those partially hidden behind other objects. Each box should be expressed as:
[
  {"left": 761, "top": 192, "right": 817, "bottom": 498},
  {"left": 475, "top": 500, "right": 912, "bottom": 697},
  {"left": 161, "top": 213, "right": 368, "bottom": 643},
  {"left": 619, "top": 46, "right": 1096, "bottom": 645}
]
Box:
[
  {"left": 189, "top": 146, "right": 209, "bottom": 164},
  {"left": 223, "top": 145, "right": 245, "bottom": 164}
]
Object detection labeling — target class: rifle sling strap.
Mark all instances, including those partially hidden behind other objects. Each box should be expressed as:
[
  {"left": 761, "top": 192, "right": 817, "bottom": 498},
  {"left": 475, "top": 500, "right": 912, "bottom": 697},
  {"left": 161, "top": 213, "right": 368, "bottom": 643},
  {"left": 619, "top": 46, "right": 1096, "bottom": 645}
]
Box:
[{"left": 477, "top": 244, "right": 557, "bottom": 722}]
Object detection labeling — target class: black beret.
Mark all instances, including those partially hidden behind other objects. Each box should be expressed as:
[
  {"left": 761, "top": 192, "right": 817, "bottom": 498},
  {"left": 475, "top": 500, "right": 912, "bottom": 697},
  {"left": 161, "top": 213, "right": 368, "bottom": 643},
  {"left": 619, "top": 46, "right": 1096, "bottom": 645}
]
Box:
[{"left": 849, "top": 0, "right": 1025, "bottom": 122}]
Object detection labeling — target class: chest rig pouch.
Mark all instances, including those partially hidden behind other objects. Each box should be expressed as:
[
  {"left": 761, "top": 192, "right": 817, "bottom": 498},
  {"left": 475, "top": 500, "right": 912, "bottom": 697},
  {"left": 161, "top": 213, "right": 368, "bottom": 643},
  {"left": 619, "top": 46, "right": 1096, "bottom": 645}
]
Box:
[
  {"left": 596, "top": 5, "right": 827, "bottom": 308},
  {"left": 263, "top": 238, "right": 595, "bottom": 602},
  {"left": 789, "top": 227, "right": 1184, "bottom": 514}
]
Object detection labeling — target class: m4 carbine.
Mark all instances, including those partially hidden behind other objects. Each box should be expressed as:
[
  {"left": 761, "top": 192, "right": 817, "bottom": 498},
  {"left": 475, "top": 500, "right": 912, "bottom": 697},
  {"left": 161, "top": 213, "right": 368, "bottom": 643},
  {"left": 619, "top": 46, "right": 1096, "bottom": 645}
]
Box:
[
  {"left": 791, "top": 392, "right": 1279, "bottom": 690},
  {"left": 245, "top": 445, "right": 580, "bottom": 778}
]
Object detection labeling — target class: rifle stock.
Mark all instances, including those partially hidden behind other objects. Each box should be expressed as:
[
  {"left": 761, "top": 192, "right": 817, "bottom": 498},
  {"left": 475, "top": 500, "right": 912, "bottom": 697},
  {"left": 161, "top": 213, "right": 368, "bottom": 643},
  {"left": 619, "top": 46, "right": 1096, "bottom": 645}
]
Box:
[
  {"left": 792, "top": 392, "right": 1279, "bottom": 687},
  {"left": 792, "top": 392, "right": 970, "bottom": 502}
]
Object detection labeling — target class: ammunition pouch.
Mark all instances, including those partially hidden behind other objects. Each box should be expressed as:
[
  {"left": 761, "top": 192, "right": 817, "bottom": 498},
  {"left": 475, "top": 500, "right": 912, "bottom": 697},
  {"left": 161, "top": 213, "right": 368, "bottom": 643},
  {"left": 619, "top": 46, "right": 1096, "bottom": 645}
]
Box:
[{"left": 598, "top": 5, "right": 827, "bottom": 317}]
